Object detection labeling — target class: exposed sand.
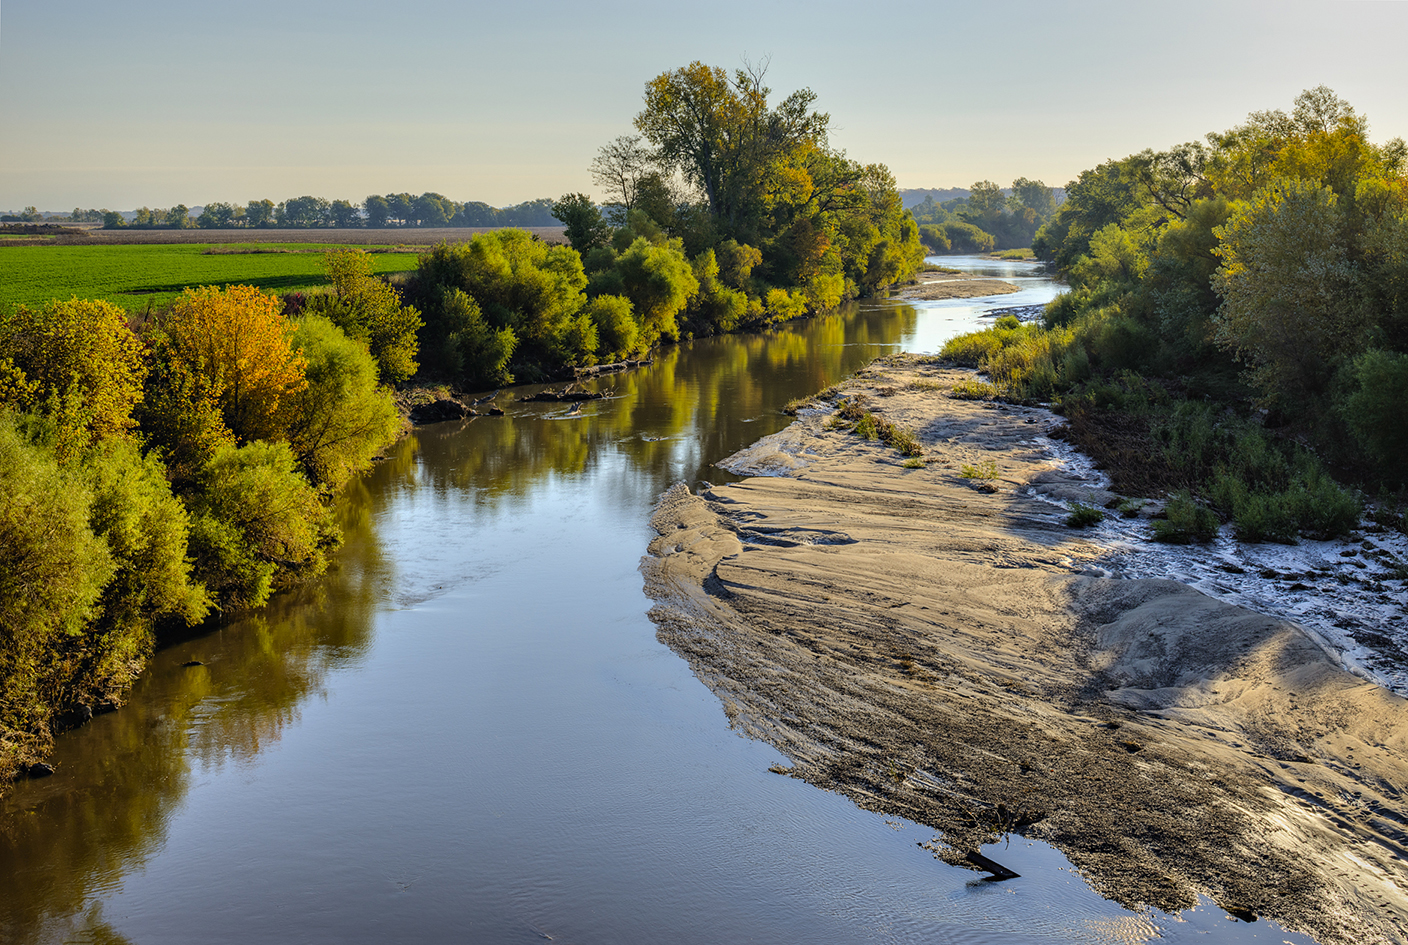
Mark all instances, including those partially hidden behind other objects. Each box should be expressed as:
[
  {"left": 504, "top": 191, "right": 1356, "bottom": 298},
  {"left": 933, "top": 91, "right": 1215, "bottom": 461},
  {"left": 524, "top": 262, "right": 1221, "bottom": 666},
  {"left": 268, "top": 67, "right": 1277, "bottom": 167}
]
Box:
[
  {"left": 641, "top": 356, "right": 1408, "bottom": 945},
  {"left": 892, "top": 269, "right": 1021, "bottom": 301}
]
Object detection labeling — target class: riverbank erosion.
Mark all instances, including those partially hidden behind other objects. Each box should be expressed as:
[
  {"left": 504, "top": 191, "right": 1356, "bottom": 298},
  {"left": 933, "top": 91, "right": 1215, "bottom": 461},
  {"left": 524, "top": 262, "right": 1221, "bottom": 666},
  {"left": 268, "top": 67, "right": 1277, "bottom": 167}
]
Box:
[{"left": 641, "top": 356, "right": 1408, "bottom": 945}]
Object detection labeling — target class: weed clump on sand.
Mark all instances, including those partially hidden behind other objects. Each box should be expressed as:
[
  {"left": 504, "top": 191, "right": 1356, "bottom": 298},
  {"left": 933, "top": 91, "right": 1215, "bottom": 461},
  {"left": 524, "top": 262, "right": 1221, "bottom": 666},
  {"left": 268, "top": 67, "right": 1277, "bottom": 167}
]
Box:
[
  {"left": 948, "top": 378, "right": 998, "bottom": 400},
  {"left": 833, "top": 397, "right": 923, "bottom": 458},
  {"left": 960, "top": 460, "right": 999, "bottom": 481},
  {"left": 901, "top": 457, "right": 926, "bottom": 469},
  {"left": 1065, "top": 503, "right": 1104, "bottom": 528}
]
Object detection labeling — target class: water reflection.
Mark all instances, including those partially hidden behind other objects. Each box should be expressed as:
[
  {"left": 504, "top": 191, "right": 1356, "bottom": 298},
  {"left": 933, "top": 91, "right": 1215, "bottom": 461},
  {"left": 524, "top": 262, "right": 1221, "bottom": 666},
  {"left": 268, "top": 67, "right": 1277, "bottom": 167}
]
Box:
[{"left": 2, "top": 259, "right": 1297, "bottom": 945}]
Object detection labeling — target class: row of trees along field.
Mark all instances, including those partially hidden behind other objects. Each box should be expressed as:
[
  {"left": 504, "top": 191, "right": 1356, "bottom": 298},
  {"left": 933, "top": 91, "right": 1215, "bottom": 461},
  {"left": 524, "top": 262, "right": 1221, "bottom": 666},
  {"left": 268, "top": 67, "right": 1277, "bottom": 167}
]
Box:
[
  {"left": 85, "top": 196, "right": 562, "bottom": 230},
  {"left": 0, "top": 61, "right": 922, "bottom": 789},
  {"left": 942, "top": 87, "right": 1408, "bottom": 544},
  {"left": 910, "top": 178, "right": 1060, "bottom": 253}
]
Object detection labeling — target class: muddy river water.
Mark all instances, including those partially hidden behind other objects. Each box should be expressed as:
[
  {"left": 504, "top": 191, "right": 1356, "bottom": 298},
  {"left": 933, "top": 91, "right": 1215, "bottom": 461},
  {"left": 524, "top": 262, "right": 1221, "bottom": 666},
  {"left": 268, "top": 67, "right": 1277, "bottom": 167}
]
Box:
[{"left": 1, "top": 259, "right": 1320, "bottom": 944}]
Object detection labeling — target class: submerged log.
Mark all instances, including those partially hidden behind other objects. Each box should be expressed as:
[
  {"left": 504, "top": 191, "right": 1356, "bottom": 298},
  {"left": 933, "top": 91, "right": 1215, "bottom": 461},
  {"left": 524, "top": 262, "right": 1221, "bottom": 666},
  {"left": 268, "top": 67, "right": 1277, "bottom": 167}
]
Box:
[
  {"left": 409, "top": 399, "right": 474, "bottom": 424},
  {"left": 573, "top": 358, "right": 654, "bottom": 378},
  {"left": 964, "top": 850, "right": 1021, "bottom": 881}
]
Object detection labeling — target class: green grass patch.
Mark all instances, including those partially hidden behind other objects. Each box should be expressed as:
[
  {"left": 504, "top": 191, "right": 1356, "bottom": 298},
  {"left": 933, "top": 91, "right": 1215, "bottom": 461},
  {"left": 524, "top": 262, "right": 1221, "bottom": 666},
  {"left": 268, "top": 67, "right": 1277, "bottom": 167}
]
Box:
[
  {"left": 901, "top": 457, "right": 926, "bottom": 469},
  {"left": 992, "top": 248, "right": 1035, "bottom": 260},
  {"left": 846, "top": 406, "right": 924, "bottom": 457},
  {"left": 0, "top": 244, "right": 421, "bottom": 312}
]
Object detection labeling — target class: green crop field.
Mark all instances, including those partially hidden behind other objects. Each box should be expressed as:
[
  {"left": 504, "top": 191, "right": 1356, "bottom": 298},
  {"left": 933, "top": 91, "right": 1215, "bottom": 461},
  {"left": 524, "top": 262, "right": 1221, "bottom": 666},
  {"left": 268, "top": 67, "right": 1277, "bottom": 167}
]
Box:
[{"left": 0, "top": 244, "right": 424, "bottom": 312}]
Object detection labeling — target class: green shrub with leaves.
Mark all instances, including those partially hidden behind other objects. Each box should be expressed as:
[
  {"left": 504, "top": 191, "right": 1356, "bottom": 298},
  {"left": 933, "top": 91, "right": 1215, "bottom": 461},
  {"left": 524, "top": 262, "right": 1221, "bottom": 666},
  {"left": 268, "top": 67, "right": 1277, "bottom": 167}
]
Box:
[
  {"left": 1152, "top": 491, "right": 1220, "bottom": 543},
  {"left": 187, "top": 441, "right": 337, "bottom": 612},
  {"left": 284, "top": 315, "right": 401, "bottom": 491},
  {"left": 0, "top": 414, "right": 114, "bottom": 784}
]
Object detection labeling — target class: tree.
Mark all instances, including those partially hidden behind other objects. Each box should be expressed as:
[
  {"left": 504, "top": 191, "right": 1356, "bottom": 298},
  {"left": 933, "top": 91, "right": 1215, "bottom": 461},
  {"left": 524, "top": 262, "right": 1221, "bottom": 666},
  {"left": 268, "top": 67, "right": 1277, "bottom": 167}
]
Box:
[
  {"left": 308, "top": 249, "right": 421, "bottom": 383},
  {"left": 282, "top": 315, "right": 401, "bottom": 491},
  {"left": 551, "top": 193, "right": 610, "bottom": 251},
  {"left": 149, "top": 285, "right": 308, "bottom": 444},
  {"left": 1212, "top": 176, "right": 1365, "bottom": 406},
  {"left": 612, "top": 237, "right": 699, "bottom": 347},
  {"left": 0, "top": 414, "right": 113, "bottom": 784},
  {"left": 435, "top": 288, "right": 518, "bottom": 388},
  {"left": 415, "top": 230, "right": 591, "bottom": 369},
  {"left": 246, "top": 199, "right": 275, "bottom": 228},
  {"left": 1010, "top": 178, "right": 1057, "bottom": 223},
  {"left": 186, "top": 441, "right": 334, "bottom": 612},
  {"left": 590, "top": 134, "right": 654, "bottom": 215},
  {"left": 329, "top": 199, "right": 362, "bottom": 228},
  {"left": 197, "top": 202, "right": 239, "bottom": 228},
  {"left": 364, "top": 195, "right": 391, "bottom": 228},
  {"left": 0, "top": 298, "right": 148, "bottom": 451},
  {"left": 634, "top": 61, "right": 829, "bottom": 231}
]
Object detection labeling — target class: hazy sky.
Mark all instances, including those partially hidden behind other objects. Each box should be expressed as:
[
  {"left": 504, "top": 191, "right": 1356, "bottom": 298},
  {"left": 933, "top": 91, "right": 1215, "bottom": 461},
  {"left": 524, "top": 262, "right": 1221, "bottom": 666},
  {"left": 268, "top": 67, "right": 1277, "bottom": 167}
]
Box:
[{"left": 3, "top": 0, "right": 1406, "bottom": 210}]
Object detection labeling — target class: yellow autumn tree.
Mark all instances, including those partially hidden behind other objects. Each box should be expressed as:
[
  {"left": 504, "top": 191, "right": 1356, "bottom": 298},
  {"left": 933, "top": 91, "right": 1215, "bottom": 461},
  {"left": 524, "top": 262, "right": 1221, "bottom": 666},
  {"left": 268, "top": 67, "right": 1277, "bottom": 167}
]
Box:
[
  {"left": 157, "top": 284, "right": 308, "bottom": 443},
  {"left": 0, "top": 297, "right": 148, "bottom": 456}
]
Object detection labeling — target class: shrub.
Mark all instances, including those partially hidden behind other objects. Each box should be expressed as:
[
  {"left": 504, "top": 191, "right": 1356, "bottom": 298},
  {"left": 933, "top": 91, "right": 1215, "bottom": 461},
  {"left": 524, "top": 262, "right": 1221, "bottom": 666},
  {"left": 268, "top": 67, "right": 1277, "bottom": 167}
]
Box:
[
  {"left": 0, "top": 297, "right": 148, "bottom": 452},
  {"left": 949, "top": 378, "right": 998, "bottom": 400},
  {"left": 1152, "top": 491, "right": 1220, "bottom": 543},
  {"left": 584, "top": 294, "right": 640, "bottom": 362},
  {"left": 960, "top": 460, "right": 999, "bottom": 481},
  {"left": 309, "top": 249, "right": 422, "bottom": 384},
  {"left": 1066, "top": 503, "right": 1104, "bottom": 528},
  {"left": 1341, "top": 348, "right": 1408, "bottom": 476},
  {"left": 0, "top": 414, "right": 113, "bottom": 784},
  {"left": 187, "top": 441, "right": 336, "bottom": 612},
  {"left": 283, "top": 315, "right": 402, "bottom": 492}
]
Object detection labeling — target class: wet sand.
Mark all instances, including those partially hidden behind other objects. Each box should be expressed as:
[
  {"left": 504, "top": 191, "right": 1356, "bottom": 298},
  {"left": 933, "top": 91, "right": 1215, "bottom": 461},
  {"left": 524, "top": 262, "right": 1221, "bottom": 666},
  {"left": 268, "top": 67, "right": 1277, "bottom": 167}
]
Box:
[{"left": 642, "top": 356, "right": 1408, "bottom": 945}]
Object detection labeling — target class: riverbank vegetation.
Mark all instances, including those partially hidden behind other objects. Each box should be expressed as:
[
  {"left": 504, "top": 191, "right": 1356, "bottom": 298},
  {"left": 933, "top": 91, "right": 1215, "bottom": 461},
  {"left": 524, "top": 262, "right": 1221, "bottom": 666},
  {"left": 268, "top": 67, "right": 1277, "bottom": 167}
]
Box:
[
  {"left": 942, "top": 87, "right": 1407, "bottom": 542},
  {"left": 0, "top": 60, "right": 924, "bottom": 790},
  {"left": 0, "top": 283, "right": 407, "bottom": 788}
]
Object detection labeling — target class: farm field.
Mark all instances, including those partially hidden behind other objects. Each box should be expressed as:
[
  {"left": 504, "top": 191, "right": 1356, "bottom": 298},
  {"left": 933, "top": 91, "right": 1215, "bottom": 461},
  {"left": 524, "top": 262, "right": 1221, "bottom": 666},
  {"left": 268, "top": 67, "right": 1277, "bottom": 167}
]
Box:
[{"left": 0, "top": 243, "right": 425, "bottom": 312}]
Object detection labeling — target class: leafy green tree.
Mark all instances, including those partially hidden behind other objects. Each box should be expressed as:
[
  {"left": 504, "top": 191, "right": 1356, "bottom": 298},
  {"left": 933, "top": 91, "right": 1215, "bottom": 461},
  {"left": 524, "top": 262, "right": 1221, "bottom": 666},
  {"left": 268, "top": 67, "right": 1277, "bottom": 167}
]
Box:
[
  {"left": 246, "top": 199, "right": 275, "bottom": 228},
  {"left": 187, "top": 441, "right": 335, "bottom": 612},
  {"left": 1010, "top": 178, "right": 1057, "bottom": 223},
  {"left": 364, "top": 195, "right": 391, "bottom": 228},
  {"left": 612, "top": 237, "right": 698, "bottom": 347},
  {"left": 197, "top": 202, "right": 239, "bottom": 228},
  {"left": 309, "top": 249, "right": 421, "bottom": 383},
  {"left": 551, "top": 193, "right": 610, "bottom": 251},
  {"left": 1212, "top": 177, "right": 1365, "bottom": 405},
  {"left": 415, "top": 230, "right": 591, "bottom": 370},
  {"left": 78, "top": 437, "right": 210, "bottom": 681},
  {"left": 685, "top": 249, "right": 748, "bottom": 336},
  {"left": 282, "top": 315, "right": 401, "bottom": 491},
  {"left": 435, "top": 288, "right": 517, "bottom": 388},
  {"left": 167, "top": 205, "right": 191, "bottom": 229},
  {"left": 635, "top": 61, "right": 829, "bottom": 232},
  {"left": 329, "top": 200, "right": 363, "bottom": 228},
  {"left": 584, "top": 295, "right": 640, "bottom": 361}
]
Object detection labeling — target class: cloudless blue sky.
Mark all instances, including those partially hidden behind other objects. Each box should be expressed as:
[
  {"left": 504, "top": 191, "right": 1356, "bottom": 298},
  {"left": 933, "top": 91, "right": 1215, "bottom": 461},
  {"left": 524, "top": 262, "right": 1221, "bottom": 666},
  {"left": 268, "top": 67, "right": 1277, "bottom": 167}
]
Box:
[{"left": 3, "top": 0, "right": 1406, "bottom": 209}]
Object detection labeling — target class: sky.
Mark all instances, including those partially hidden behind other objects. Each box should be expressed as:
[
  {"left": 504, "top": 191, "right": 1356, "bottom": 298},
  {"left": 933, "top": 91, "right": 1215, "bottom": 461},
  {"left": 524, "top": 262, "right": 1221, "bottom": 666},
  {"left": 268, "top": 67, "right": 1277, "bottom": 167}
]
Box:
[{"left": 3, "top": 0, "right": 1407, "bottom": 211}]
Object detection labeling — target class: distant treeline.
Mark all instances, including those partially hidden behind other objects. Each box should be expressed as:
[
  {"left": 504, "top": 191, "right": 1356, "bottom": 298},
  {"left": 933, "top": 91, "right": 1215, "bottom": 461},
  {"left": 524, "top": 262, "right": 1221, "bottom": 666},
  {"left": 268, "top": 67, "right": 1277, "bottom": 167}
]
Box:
[
  {"left": 910, "top": 179, "right": 1059, "bottom": 253},
  {"left": 22, "top": 196, "right": 562, "bottom": 230}
]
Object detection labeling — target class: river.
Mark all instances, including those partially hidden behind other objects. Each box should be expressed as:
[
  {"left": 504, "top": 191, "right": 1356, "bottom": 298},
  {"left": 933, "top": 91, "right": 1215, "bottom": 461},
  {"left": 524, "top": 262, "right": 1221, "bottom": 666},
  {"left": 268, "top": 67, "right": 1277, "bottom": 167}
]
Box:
[{"left": 0, "top": 258, "right": 1312, "bottom": 944}]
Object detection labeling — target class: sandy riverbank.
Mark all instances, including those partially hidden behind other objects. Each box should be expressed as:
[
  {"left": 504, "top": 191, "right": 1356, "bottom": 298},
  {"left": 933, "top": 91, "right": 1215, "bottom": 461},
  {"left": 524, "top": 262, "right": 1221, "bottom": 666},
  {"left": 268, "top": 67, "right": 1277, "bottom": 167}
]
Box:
[
  {"left": 892, "top": 269, "right": 1021, "bottom": 300},
  {"left": 641, "top": 356, "right": 1408, "bottom": 945}
]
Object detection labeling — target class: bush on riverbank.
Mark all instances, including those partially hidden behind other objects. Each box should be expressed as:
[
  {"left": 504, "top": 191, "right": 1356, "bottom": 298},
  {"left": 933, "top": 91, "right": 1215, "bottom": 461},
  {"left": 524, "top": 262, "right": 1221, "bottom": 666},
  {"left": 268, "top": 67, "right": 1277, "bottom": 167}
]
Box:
[{"left": 939, "top": 87, "right": 1407, "bottom": 541}]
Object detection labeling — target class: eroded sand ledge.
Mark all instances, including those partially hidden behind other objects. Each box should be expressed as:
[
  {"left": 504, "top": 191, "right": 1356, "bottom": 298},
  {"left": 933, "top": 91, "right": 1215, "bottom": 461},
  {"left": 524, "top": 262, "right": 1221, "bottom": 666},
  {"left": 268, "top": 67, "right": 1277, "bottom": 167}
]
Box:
[{"left": 641, "top": 355, "right": 1408, "bottom": 945}]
